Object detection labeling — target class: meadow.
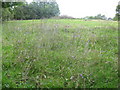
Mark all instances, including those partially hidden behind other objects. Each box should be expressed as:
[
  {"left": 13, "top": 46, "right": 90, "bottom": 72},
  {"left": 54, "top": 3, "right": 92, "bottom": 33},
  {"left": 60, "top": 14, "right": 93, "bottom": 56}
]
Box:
[{"left": 2, "top": 19, "right": 118, "bottom": 88}]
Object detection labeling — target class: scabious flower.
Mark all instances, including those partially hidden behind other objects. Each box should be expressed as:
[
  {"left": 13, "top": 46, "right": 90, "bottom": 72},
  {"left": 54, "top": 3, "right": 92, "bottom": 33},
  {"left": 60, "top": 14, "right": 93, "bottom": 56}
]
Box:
[{"left": 80, "top": 74, "right": 84, "bottom": 78}]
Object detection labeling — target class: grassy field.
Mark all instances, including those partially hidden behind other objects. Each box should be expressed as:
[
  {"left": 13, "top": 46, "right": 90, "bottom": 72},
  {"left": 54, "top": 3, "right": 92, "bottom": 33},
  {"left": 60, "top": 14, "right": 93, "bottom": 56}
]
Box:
[{"left": 2, "top": 19, "right": 118, "bottom": 88}]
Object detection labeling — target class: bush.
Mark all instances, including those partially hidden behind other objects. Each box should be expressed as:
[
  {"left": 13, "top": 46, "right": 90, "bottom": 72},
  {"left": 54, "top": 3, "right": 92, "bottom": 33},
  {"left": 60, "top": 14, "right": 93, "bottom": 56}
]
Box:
[{"left": 59, "top": 15, "right": 75, "bottom": 19}]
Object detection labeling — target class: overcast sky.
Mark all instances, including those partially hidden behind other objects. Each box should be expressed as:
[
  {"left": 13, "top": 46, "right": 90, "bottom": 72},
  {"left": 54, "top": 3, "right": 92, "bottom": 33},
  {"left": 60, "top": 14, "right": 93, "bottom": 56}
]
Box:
[{"left": 26, "top": 0, "right": 119, "bottom": 18}]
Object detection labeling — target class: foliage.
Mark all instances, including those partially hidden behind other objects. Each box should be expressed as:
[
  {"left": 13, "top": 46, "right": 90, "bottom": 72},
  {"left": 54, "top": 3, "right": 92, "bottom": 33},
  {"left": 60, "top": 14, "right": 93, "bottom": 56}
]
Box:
[
  {"left": 2, "top": 1, "right": 60, "bottom": 20},
  {"left": 84, "top": 14, "right": 107, "bottom": 20},
  {"left": 2, "top": 8, "right": 14, "bottom": 21},
  {"left": 2, "top": 2, "right": 25, "bottom": 21},
  {"left": 2, "top": 2, "right": 24, "bottom": 8},
  {"left": 14, "top": 2, "right": 60, "bottom": 20},
  {"left": 58, "top": 15, "right": 75, "bottom": 19},
  {"left": 113, "top": 4, "right": 120, "bottom": 21}
]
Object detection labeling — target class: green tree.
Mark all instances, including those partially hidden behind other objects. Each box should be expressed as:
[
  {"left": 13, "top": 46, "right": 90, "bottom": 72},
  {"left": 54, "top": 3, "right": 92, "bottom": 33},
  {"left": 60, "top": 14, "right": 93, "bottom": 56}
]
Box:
[
  {"left": 2, "top": 1, "right": 25, "bottom": 21},
  {"left": 84, "top": 14, "right": 107, "bottom": 20},
  {"left": 113, "top": 2, "right": 120, "bottom": 21},
  {"left": 14, "top": 1, "right": 60, "bottom": 20},
  {"left": 2, "top": 8, "right": 14, "bottom": 21},
  {"left": 2, "top": 2, "right": 24, "bottom": 8}
]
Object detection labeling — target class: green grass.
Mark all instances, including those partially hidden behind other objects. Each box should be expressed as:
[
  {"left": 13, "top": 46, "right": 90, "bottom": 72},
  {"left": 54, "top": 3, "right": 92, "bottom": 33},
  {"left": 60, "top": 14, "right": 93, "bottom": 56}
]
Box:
[
  {"left": 0, "top": 21, "right": 2, "bottom": 89},
  {"left": 2, "top": 19, "right": 118, "bottom": 88}
]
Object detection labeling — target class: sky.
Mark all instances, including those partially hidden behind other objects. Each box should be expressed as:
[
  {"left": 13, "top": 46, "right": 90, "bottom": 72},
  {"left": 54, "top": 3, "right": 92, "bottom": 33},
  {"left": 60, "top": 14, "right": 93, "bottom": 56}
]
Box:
[{"left": 26, "top": 0, "right": 120, "bottom": 18}]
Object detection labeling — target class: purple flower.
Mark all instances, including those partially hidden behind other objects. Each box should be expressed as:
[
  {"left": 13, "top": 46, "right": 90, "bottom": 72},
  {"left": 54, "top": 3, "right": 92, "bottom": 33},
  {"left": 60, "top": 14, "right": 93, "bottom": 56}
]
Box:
[{"left": 80, "top": 74, "right": 84, "bottom": 78}]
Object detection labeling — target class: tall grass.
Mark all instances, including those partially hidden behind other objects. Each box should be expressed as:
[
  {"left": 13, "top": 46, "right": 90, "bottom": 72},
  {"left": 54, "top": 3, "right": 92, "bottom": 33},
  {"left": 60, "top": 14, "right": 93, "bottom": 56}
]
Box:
[
  {"left": 2, "top": 19, "right": 118, "bottom": 88},
  {"left": 0, "top": 21, "right": 2, "bottom": 89}
]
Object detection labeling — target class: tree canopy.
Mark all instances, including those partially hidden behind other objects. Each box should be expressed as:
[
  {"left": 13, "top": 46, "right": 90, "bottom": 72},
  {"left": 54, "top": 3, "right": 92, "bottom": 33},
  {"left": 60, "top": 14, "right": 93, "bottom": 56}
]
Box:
[
  {"left": 113, "top": 3, "right": 120, "bottom": 21},
  {"left": 2, "top": 2, "right": 24, "bottom": 8},
  {"left": 83, "top": 14, "right": 107, "bottom": 20},
  {"left": 2, "top": 1, "right": 60, "bottom": 21}
]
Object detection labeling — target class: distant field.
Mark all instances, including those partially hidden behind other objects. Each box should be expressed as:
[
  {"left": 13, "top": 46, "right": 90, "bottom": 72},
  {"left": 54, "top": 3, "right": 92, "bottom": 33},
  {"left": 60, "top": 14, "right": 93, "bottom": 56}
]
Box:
[{"left": 2, "top": 19, "right": 118, "bottom": 88}]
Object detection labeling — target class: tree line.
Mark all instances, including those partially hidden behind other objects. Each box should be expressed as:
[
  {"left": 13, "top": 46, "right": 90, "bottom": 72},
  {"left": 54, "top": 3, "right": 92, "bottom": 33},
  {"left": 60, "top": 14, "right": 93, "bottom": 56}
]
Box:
[
  {"left": 1, "top": 1, "right": 60, "bottom": 21},
  {"left": 1, "top": 1, "right": 120, "bottom": 21},
  {"left": 83, "top": 14, "right": 107, "bottom": 20}
]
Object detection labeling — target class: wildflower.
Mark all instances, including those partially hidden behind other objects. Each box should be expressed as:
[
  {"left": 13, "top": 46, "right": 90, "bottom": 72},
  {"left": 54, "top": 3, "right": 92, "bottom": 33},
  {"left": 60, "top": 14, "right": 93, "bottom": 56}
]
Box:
[
  {"left": 80, "top": 74, "right": 84, "bottom": 78},
  {"left": 70, "top": 76, "right": 74, "bottom": 80}
]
